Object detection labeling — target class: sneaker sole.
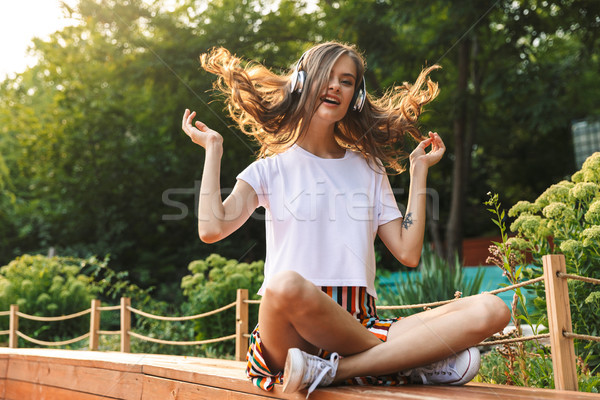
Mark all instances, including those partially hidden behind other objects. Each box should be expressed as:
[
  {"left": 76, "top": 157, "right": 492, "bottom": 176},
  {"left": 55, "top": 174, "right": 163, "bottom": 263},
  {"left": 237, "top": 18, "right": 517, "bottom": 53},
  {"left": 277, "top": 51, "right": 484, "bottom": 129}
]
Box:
[
  {"left": 282, "top": 348, "right": 305, "bottom": 393},
  {"left": 449, "top": 347, "right": 481, "bottom": 385}
]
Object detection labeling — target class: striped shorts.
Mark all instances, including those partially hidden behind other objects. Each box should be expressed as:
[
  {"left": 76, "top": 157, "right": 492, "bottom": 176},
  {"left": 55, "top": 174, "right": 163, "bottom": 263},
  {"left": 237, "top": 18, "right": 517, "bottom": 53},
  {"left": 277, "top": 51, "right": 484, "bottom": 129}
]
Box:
[{"left": 245, "top": 286, "right": 408, "bottom": 391}]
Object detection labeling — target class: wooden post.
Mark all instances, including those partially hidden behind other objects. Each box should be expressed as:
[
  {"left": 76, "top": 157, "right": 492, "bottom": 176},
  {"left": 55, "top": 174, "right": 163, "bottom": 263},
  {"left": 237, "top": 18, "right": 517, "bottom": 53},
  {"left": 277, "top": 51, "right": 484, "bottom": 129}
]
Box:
[
  {"left": 89, "top": 299, "right": 101, "bottom": 350},
  {"left": 543, "top": 254, "right": 578, "bottom": 391},
  {"left": 9, "top": 304, "right": 18, "bottom": 348},
  {"left": 235, "top": 289, "right": 249, "bottom": 362},
  {"left": 120, "top": 297, "right": 131, "bottom": 353}
]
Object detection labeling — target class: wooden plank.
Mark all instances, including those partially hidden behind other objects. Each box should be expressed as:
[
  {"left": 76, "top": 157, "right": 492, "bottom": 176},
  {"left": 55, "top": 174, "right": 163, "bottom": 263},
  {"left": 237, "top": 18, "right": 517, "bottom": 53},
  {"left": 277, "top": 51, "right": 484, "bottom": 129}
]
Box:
[
  {"left": 4, "top": 379, "right": 113, "bottom": 400},
  {"left": 0, "top": 353, "right": 7, "bottom": 399},
  {"left": 236, "top": 289, "right": 249, "bottom": 362},
  {"left": 142, "top": 375, "right": 278, "bottom": 400},
  {"left": 543, "top": 254, "right": 578, "bottom": 391},
  {"left": 6, "top": 358, "right": 142, "bottom": 400},
  {"left": 2, "top": 348, "right": 600, "bottom": 400},
  {"left": 468, "top": 382, "right": 600, "bottom": 399},
  {"left": 0, "top": 349, "right": 145, "bottom": 372},
  {"left": 0, "top": 348, "right": 241, "bottom": 372},
  {"left": 142, "top": 363, "right": 278, "bottom": 399},
  {"left": 142, "top": 361, "right": 600, "bottom": 400},
  {"left": 0, "top": 354, "right": 8, "bottom": 378},
  {"left": 301, "top": 383, "right": 600, "bottom": 400}
]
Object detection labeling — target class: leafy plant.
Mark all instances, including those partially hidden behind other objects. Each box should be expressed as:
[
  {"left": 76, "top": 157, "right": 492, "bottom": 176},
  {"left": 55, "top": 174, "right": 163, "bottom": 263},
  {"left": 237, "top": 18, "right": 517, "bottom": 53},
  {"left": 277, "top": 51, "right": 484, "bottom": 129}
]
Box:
[
  {"left": 482, "top": 192, "right": 553, "bottom": 387},
  {"left": 127, "top": 299, "right": 208, "bottom": 357},
  {"left": 484, "top": 193, "right": 538, "bottom": 335},
  {"left": 476, "top": 340, "right": 554, "bottom": 387},
  {"left": 376, "top": 245, "right": 485, "bottom": 318},
  {"left": 508, "top": 152, "right": 600, "bottom": 370},
  {"left": 477, "top": 342, "right": 600, "bottom": 392},
  {"left": 180, "top": 254, "right": 264, "bottom": 357},
  {"left": 0, "top": 254, "right": 101, "bottom": 345},
  {"left": 0, "top": 253, "right": 160, "bottom": 350}
]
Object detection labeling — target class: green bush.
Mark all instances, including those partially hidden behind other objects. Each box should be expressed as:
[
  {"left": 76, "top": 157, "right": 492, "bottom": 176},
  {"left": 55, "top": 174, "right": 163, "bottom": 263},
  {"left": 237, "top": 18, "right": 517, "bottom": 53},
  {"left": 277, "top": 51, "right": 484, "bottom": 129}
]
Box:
[
  {"left": 180, "top": 254, "right": 264, "bottom": 358},
  {"left": 508, "top": 152, "right": 600, "bottom": 370},
  {"left": 0, "top": 253, "right": 159, "bottom": 349},
  {"left": 477, "top": 342, "right": 600, "bottom": 392},
  {"left": 376, "top": 245, "right": 485, "bottom": 318},
  {"left": 477, "top": 341, "right": 554, "bottom": 387},
  {"left": 127, "top": 299, "right": 209, "bottom": 356},
  {"left": 0, "top": 254, "right": 101, "bottom": 344}
]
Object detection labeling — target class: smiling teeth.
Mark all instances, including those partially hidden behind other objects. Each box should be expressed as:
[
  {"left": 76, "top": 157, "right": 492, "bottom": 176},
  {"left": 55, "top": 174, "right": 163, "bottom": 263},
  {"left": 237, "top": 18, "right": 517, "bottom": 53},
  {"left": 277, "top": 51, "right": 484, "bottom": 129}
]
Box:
[{"left": 322, "top": 96, "right": 340, "bottom": 104}]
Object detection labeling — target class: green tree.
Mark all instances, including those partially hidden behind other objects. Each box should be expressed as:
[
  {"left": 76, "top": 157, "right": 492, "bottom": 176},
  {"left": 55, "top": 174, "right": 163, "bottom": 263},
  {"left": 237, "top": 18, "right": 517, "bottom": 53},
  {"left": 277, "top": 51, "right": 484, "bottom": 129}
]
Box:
[
  {"left": 2, "top": 0, "right": 599, "bottom": 298},
  {"left": 316, "top": 0, "right": 600, "bottom": 265},
  {"left": 0, "top": 0, "right": 318, "bottom": 290}
]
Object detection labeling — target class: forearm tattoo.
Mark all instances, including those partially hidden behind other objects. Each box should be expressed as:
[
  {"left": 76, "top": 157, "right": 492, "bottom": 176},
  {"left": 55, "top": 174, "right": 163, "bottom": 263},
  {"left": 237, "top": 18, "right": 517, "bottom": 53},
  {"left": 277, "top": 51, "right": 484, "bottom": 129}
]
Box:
[{"left": 402, "top": 212, "right": 414, "bottom": 230}]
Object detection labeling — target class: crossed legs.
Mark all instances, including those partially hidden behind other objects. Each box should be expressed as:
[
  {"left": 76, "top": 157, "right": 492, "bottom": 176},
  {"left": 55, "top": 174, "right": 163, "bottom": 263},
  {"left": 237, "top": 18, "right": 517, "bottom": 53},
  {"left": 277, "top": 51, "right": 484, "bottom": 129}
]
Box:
[{"left": 258, "top": 270, "right": 511, "bottom": 383}]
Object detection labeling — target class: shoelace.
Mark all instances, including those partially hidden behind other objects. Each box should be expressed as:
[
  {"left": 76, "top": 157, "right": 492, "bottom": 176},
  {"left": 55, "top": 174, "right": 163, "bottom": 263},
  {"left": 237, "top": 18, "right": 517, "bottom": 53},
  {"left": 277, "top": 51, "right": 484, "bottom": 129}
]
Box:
[
  {"left": 404, "top": 356, "right": 456, "bottom": 385},
  {"left": 304, "top": 353, "right": 339, "bottom": 398}
]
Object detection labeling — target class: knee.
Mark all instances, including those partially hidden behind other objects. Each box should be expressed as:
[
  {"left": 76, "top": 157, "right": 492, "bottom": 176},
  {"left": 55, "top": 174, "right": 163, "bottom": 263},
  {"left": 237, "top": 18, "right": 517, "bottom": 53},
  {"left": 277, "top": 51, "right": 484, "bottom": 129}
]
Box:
[
  {"left": 263, "top": 270, "right": 313, "bottom": 311},
  {"left": 472, "top": 294, "right": 511, "bottom": 334}
]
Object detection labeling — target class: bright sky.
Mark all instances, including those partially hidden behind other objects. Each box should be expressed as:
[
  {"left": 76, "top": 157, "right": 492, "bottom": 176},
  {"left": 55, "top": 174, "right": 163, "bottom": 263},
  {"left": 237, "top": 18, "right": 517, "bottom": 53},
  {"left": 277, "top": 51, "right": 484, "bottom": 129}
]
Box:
[{"left": 0, "top": 0, "right": 79, "bottom": 80}]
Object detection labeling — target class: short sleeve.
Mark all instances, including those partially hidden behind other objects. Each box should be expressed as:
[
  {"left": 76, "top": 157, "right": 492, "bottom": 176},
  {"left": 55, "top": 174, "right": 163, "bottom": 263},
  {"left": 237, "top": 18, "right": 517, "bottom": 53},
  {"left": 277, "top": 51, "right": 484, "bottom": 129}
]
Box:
[
  {"left": 377, "top": 173, "right": 402, "bottom": 225},
  {"left": 237, "top": 159, "right": 269, "bottom": 208}
]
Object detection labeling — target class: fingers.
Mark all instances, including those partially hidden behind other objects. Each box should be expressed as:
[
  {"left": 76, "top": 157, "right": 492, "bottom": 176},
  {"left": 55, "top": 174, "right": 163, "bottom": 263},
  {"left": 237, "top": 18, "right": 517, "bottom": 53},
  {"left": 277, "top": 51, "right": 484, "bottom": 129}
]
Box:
[
  {"left": 417, "top": 137, "right": 433, "bottom": 150},
  {"left": 182, "top": 109, "right": 209, "bottom": 133},
  {"left": 411, "top": 132, "right": 445, "bottom": 168},
  {"left": 182, "top": 109, "right": 195, "bottom": 132},
  {"left": 195, "top": 120, "right": 208, "bottom": 132},
  {"left": 182, "top": 109, "right": 190, "bottom": 130},
  {"left": 187, "top": 110, "right": 196, "bottom": 127},
  {"left": 426, "top": 131, "right": 445, "bottom": 153}
]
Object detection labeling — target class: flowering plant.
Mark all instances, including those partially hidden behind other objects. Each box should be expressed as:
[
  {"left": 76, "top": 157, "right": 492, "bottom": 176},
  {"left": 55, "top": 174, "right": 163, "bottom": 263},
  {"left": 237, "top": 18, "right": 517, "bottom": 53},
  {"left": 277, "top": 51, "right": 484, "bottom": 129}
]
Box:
[{"left": 508, "top": 152, "right": 600, "bottom": 370}]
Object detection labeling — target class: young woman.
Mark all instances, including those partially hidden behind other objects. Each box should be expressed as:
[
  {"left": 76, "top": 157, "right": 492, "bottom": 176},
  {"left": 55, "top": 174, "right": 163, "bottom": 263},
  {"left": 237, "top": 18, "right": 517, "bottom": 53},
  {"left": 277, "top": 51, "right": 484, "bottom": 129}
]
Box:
[{"left": 181, "top": 41, "right": 510, "bottom": 397}]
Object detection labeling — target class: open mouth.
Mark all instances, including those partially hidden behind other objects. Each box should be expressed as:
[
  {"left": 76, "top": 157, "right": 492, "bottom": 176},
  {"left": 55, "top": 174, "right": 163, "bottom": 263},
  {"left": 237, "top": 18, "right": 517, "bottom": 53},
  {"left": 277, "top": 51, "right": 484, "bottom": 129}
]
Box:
[{"left": 321, "top": 95, "right": 341, "bottom": 105}]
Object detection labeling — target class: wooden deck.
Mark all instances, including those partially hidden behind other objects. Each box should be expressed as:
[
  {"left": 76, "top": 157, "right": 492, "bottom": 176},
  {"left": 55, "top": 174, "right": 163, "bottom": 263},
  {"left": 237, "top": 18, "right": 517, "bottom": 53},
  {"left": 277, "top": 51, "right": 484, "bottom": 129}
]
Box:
[{"left": 0, "top": 348, "right": 599, "bottom": 399}]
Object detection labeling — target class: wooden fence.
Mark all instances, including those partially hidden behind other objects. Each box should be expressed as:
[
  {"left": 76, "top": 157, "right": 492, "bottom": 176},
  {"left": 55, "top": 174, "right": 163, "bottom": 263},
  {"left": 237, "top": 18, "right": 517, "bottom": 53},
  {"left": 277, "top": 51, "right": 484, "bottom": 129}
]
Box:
[{"left": 1, "top": 254, "right": 599, "bottom": 392}]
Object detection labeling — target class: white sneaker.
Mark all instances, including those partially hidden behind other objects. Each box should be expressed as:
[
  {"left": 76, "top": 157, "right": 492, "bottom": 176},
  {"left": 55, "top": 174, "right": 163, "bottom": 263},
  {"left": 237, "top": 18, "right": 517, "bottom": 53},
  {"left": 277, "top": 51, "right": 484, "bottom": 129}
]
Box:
[
  {"left": 401, "top": 347, "right": 481, "bottom": 385},
  {"left": 282, "top": 348, "right": 339, "bottom": 397}
]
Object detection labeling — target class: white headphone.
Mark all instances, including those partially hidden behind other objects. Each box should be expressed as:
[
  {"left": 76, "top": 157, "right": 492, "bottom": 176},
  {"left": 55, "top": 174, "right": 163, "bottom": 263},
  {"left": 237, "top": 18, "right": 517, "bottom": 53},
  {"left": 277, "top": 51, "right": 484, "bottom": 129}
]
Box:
[{"left": 289, "top": 52, "right": 367, "bottom": 112}]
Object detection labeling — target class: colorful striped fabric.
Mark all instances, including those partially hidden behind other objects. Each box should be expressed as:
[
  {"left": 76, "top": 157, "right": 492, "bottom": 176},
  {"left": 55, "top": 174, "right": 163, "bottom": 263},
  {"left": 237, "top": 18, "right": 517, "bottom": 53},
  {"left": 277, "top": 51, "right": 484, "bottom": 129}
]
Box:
[{"left": 245, "top": 286, "right": 408, "bottom": 391}]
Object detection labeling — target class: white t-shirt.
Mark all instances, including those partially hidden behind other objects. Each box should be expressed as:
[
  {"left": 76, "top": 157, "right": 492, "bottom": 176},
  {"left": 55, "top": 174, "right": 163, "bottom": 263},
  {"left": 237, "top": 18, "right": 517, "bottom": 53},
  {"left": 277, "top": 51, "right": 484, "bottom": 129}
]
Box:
[{"left": 237, "top": 144, "right": 402, "bottom": 297}]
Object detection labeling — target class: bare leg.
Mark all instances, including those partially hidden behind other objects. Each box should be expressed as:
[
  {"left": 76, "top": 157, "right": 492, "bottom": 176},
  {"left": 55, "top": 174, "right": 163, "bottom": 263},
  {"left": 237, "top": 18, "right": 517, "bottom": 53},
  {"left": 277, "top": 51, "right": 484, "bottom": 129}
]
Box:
[
  {"left": 258, "top": 270, "right": 510, "bottom": 383},
  {"left": 334, "top": 293, "right": 511, "bottom": 382},
  {"left": 258, "top": 270, "right": 382, "bottom": 372}
]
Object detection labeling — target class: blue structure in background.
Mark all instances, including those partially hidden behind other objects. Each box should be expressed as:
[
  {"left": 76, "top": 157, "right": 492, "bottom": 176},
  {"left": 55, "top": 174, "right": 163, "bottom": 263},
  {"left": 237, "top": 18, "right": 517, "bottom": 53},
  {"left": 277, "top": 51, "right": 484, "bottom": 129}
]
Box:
[{"left": 378, "top": 266, "right": 537, "bottom": 313}]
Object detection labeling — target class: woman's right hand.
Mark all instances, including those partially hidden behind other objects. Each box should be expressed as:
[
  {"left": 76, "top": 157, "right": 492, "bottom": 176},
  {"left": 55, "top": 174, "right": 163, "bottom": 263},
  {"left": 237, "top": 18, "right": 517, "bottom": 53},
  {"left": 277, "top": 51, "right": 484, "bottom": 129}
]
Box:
[{"left": 182, "top": 109, "right": 223, "bottom": 149}]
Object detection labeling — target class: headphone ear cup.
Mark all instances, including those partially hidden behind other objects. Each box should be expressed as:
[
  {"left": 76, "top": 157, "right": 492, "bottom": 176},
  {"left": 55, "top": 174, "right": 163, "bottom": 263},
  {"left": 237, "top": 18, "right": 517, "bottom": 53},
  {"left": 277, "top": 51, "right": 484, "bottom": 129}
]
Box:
[
  {"left": 290, "top": 52, "right": 308, "bottom": 94},
  {"left": 295, "top": 70, "right": 307, "bottom": 94},
  {"left": 352, "top": 78, "right": 367, "bottom": 112}
]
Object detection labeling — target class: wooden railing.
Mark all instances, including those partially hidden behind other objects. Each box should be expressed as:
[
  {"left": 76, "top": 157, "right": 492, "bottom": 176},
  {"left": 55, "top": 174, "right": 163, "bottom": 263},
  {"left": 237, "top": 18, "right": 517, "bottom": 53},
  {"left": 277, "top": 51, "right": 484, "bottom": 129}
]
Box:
[
  {"left": 0, "top": 291, "right": 250, "bottom": 360},
  {"left": 1, "top": 254, "right": 599, "bottom": 392}
]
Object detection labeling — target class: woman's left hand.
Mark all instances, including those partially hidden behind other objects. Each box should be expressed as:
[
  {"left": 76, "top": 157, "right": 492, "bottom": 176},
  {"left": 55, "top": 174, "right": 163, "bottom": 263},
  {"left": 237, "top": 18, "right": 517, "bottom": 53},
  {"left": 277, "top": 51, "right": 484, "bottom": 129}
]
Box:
[{"left": 409, "top": 131, "right": 446, "bottom": 169}]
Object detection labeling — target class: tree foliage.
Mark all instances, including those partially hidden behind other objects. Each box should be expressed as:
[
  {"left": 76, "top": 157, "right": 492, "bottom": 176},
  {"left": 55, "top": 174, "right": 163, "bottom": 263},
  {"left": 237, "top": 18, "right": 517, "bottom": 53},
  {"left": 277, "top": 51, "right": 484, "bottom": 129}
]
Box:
[
  {"left": 0, "top": 0, "right": 317, "bottom": 287},
  {"left": 316, "top": 0, "right": 600, "bottom": 259},
  {"left": 0, "top": 0, "right": 599, "bottom": 291}
]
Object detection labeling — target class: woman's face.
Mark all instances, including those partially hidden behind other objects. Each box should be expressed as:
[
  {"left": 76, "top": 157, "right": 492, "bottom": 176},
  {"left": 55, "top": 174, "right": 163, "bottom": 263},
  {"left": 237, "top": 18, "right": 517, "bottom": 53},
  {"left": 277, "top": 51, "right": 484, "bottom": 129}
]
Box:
[{"left": 311, "top": 53, "right": 358, "bottom": 125}]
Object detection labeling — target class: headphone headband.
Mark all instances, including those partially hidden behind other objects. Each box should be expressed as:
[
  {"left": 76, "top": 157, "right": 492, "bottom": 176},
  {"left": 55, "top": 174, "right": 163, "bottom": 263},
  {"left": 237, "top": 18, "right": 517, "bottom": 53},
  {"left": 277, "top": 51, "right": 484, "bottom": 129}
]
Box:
[{"left": 290, "top": 51, "right": 367, "bottom": 112}]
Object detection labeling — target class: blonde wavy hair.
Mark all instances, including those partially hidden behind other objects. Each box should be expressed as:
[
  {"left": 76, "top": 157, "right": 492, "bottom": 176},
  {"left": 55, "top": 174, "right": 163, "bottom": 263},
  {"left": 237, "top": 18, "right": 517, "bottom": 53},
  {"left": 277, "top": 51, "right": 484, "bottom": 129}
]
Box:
[{"left": 200, "top": 41, "right": 439, "bottom": 173}]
